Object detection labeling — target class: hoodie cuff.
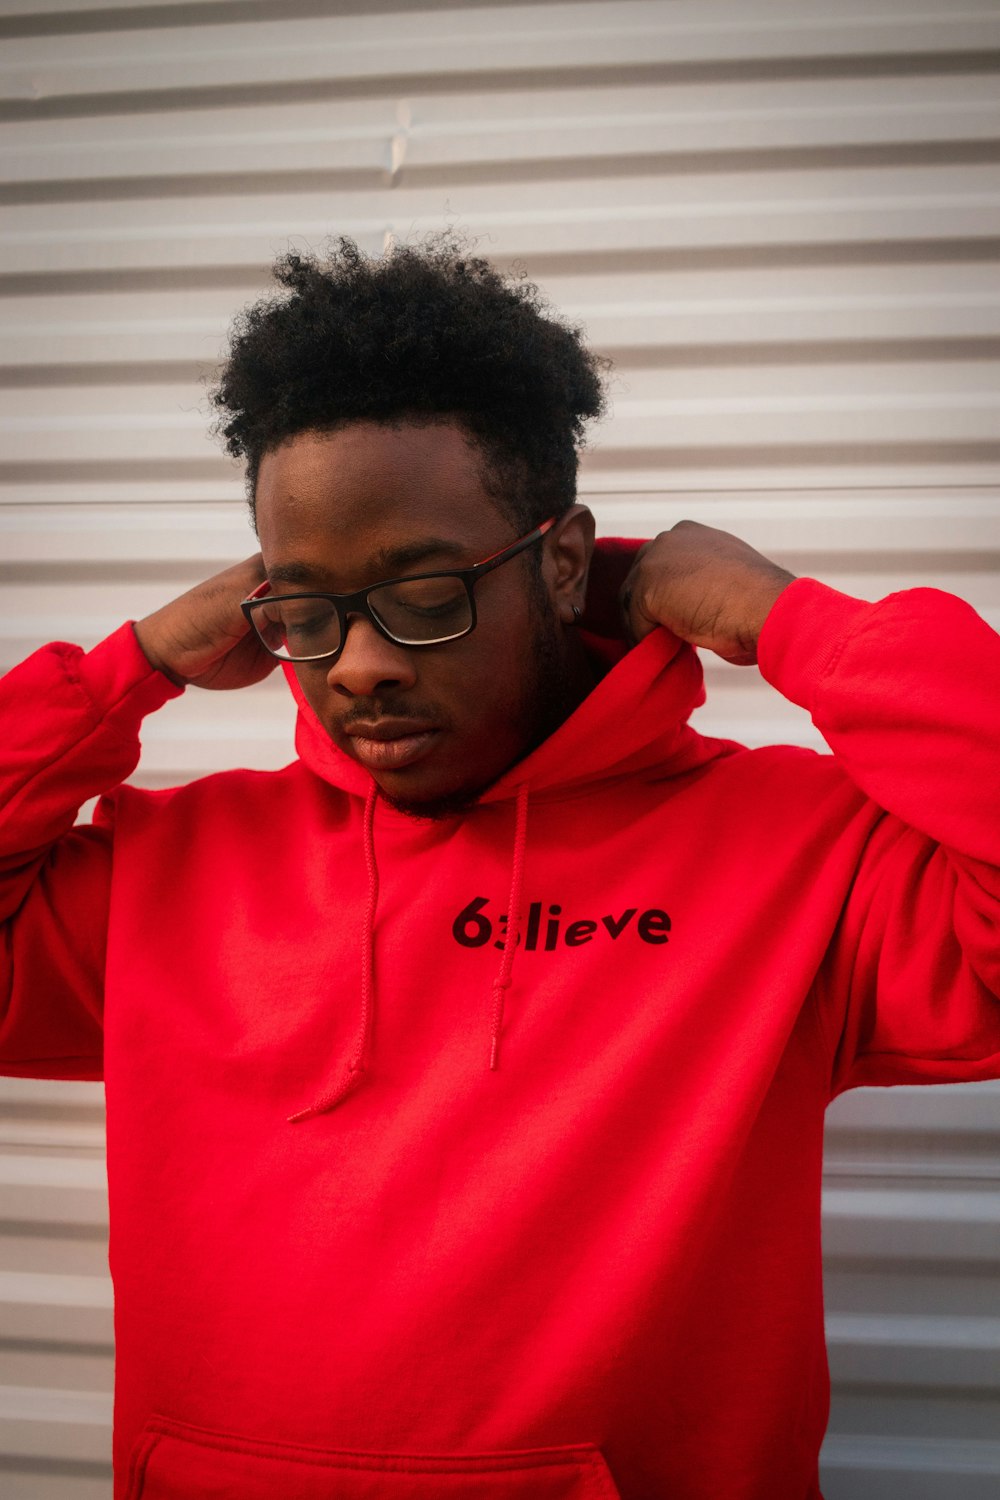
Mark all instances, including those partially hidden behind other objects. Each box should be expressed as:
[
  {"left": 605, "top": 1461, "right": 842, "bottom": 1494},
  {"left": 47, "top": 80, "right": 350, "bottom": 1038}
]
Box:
[
  {"left": 756, "top": 577, "right": 873, "bottom": 714},
  {"left": 71, "top": 622, "right": 185, "bottom": 735}
]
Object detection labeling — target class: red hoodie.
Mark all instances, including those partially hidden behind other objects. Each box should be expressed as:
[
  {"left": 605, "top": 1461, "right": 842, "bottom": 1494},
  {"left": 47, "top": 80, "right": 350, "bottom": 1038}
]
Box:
[{"left": 1, "top": 549, "right": 998, "bottom": 1500}]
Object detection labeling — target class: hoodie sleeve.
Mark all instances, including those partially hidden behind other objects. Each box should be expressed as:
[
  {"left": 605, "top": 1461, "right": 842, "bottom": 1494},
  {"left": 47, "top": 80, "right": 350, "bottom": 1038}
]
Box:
[
  {"left": 0, "top": 624, "right": 182, "bottom": 1079},
  {"left": 757, "top": 578, "right": 1000, "bottom": 1095}
]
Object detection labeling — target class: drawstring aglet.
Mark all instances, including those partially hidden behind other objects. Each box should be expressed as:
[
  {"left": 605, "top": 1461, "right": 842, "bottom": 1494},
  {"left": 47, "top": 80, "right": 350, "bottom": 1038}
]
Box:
[
  {"left": 287, "top": 1063, "right": 365, "bottom": 1123},
  {"left": 490, "top": 974, "right": 511, "bottom": 1069}
]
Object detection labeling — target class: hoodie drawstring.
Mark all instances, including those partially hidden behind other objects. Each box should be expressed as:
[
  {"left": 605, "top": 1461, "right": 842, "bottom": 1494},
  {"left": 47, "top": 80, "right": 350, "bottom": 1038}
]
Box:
[
  {"left": 489, "top": 783, "right": 529, "bottom": 1072},
  {"left": 290, "top": 780, "right": 529, "bottom": 1121},
  {"left": 288, "top": 783, "right": 380, "bottom": 1123}
]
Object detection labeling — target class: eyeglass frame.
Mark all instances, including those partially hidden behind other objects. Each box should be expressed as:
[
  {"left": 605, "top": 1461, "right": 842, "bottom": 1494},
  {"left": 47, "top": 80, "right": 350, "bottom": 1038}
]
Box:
[{"left": 240, "top": 516, "right": 556, "bottom": 663}]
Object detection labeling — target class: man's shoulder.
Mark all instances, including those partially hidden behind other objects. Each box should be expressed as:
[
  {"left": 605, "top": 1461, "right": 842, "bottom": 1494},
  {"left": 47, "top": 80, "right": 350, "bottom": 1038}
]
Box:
[
  {"left": 105, "top": 759, "right": 344, "bottom": 830},
  {"left": 659, "top": 734, "right": 868, "bottom": 826}
]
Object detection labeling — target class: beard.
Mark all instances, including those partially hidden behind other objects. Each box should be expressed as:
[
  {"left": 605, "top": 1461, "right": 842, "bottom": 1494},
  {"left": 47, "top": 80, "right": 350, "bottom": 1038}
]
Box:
[{"left": 377, "top": 597, "right": 577, "bottom": 822}]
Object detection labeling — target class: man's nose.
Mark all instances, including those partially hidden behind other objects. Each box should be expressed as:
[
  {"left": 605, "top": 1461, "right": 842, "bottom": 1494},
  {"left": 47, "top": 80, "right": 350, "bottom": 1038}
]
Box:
[{"left": 325, "top": 614, "right": 418, "bottom": 697}]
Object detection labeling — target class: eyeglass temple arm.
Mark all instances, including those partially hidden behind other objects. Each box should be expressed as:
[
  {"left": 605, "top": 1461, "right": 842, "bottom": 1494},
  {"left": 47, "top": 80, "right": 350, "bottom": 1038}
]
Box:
[
  {"left": 471, "top": 516, "right": 556, "bottom": 576},
  {"left": 242, "top": 579, "right": 272, "bottom": 604}
]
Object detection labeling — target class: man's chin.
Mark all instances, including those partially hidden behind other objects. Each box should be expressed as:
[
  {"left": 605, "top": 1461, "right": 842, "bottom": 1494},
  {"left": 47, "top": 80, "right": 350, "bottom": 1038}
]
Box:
[{"left": 374, "top": 778, "right": 492, "bottom": 822}]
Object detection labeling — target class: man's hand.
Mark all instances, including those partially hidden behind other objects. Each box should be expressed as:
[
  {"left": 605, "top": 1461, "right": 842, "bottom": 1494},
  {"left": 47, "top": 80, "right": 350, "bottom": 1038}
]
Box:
[
  {"left": 133, "top": 554, "right": 279, "bottom": 690},
  {"left": 620, "top": 520, "right": 796, "bottom": 666}
]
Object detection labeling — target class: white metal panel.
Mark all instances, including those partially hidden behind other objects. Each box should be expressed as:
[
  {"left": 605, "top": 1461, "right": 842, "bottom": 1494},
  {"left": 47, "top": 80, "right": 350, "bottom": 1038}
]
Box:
[
  {"left": 4, "top": 2, "right": 1000, "bottom": 104},
  {"left": 0, "top": 1075, "right": 113, "bottom": 1495},
  {"left": 822, "top": 1080, "right": 1000, "bottom": 1497},
  {"left": 6, "top": 259, "right": 1000, "bottom": 364},
  {"left": 4, "top": 161, "right": 999, "bottom": 277},
  {"left": 0, "top": 0, "right": 256, "bottom": 14},
  {"left": 1, "top": 1, "right": 998, "bottom": 1496},
  {"left": 2, "top": 74, "right": 999, "bottom": 186}
]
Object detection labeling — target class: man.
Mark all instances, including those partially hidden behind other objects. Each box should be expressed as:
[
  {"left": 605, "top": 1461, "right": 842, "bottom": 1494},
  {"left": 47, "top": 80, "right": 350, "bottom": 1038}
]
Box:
[{"left": 2, "top": 238, "right": 998, "bottom": 1500}]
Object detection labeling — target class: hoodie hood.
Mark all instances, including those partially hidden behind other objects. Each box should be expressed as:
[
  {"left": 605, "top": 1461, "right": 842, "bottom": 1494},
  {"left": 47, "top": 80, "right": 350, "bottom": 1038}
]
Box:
[
  {"left": 279, "top": 538, "right": 734, "bottom": 1120},
  {"left": 284, "top": 537, "right": 727, "bottom": 806}
]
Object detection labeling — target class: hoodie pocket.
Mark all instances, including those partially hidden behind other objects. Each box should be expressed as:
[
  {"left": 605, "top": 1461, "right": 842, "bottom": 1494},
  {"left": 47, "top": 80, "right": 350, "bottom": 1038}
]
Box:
[{"left": 125, "top": 1416, "right": 623, "bottom": 1499}]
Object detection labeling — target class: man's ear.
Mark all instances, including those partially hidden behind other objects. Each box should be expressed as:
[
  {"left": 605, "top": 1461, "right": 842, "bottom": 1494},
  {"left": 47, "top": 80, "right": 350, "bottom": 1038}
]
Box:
[{"left": 543, "top": 504, "right": 595, "bottom": 624}]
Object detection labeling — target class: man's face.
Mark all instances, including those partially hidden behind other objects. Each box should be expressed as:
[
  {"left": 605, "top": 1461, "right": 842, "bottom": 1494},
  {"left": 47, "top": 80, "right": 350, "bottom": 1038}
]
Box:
[{"left": 254, "top": 422, "right": 589, "bottom": 817}]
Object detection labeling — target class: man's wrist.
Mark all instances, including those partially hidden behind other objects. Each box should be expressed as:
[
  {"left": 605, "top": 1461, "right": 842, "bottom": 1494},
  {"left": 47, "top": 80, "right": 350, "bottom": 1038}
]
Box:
[
  {"left": 131, "top": 620, "right": 187, "bottom": 688},
  {"left": 747, "top": 570, "right": 797, "bottom": 650}
]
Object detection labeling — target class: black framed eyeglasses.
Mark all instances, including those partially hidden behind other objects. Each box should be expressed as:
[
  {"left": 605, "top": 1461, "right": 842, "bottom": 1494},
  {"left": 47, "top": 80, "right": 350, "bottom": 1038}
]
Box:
[{"left": 241, "top": 517, "right": 556, "bottom": 663}]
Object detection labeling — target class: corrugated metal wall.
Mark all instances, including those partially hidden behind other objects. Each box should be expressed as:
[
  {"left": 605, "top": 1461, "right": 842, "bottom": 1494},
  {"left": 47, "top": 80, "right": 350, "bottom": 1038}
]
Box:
[{"left": 1, "top": 1, "right": 998, "bottom": 1495}]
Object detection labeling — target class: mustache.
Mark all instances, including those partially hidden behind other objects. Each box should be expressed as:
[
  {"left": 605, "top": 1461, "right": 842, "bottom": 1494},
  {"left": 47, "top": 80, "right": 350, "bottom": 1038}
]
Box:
[{"left": 338, "top": 699, "right": 445, "bottom": 728}]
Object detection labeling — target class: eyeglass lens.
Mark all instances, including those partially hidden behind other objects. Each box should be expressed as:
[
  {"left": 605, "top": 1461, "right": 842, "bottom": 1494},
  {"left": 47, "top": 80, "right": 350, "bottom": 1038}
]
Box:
[{"left": 252, "top": 575, "right": 474, "bottom": 660}]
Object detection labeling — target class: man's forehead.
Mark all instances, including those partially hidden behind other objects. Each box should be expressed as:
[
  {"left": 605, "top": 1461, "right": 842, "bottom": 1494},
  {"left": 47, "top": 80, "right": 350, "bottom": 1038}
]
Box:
[
  {"left": 255, "top": 423, "right": 510, "bottom": 580},
  {"left": 264, "top": 533, "right": 472, "bottom": 589}
]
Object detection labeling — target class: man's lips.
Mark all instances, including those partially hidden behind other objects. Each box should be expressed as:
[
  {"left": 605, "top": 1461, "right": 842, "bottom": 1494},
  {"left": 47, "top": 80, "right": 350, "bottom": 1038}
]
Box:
[{"left": 341, "top": 719, "right": 441, "bottom": 772}]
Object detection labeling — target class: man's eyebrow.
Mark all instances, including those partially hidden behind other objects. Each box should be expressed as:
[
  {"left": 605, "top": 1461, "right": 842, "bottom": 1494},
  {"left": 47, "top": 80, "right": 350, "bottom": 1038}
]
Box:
[
  {"left": 266, "top": 562, "right": 320, "bottom": 586},
  {"left": 372, "top": 537, "right": 469, "bottom": 573},
  {"left": 266, "top": 538, "right": 469, "bottom": 590}
]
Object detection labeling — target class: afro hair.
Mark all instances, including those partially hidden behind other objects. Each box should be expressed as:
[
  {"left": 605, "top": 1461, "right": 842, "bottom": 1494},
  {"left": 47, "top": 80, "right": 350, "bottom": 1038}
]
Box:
[{"left": 211, "top": 235, "right": 608, "bottom": 532}]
